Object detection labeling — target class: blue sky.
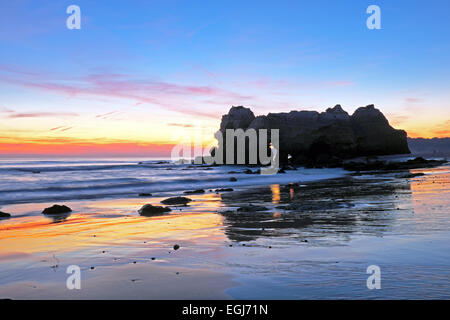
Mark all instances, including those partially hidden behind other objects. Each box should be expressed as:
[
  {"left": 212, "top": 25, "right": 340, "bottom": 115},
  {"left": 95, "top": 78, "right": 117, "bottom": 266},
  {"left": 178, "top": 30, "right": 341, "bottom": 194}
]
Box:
[{"left": 1, "top": 0, "right": 449, "bottom": 156}]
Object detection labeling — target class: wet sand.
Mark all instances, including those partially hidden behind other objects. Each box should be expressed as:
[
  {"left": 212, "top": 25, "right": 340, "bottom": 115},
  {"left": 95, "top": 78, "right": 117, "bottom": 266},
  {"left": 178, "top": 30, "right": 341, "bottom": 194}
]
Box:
[{"left": 0, "top": 165, "right": 449, "bottom": 299}]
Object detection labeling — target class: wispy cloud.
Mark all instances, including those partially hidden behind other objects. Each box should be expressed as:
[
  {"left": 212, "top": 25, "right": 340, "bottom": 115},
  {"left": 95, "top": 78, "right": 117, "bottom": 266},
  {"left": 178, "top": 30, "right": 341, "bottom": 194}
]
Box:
[
  {"left": 95, "top": 111, "right": 124, "bottom": 120},
  {"left": 0, "top": 65, "right": 253, "bottom": 118},
  {"left": 167, "top": 123, "right": 194, "bottom": 128},
  {"left": 405, "top": 97, "right": 421, "bottom": 103},
  {"left": 50, "top": 126, "right": 73, "bottom": 132},
  {"left": 6, "top": 112, "right": 78, "bottom": 119}
]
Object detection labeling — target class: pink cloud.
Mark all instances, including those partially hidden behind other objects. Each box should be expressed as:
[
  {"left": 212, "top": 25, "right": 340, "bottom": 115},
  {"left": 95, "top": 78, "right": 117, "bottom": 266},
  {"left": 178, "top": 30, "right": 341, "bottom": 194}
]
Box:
[
  {"left": 167, "top": 123, "right": 194, "bottom": 128},
  {"left": 321, "top": 80, "right": 354, "bottom": 87},
  {"left": 405, "top": 97, "right": 421, "bottom": 103},
  {"left": 0, "top": 66, "right": 253, "bottom": 119},
  {"left": 6, "top": 112, "right": 78, "bottom": 119}
]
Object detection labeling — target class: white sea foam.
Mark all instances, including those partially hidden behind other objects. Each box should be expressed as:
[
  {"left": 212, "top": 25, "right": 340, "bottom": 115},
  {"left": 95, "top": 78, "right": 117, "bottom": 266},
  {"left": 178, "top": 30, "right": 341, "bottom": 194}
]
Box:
[{"left": 0, "top": 159, "right": 347, "bottom": 205}]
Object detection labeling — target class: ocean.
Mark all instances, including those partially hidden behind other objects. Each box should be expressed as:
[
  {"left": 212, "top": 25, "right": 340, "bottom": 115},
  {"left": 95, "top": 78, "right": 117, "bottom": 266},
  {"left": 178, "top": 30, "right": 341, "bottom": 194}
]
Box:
[{"left": 0, "top": 159, "right": 346, "bottom": 206}]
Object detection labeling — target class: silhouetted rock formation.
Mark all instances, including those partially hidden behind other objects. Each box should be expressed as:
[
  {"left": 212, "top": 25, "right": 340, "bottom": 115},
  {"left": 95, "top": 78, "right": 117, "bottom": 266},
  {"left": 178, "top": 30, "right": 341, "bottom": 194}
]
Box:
[{"left": 213, "top": 104, "right": 410, "bottom": 165}]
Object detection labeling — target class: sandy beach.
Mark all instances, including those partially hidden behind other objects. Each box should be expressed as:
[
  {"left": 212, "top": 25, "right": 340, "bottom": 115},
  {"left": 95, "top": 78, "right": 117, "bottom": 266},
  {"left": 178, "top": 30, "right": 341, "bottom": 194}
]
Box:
[{"left": 1, "top": 162, "right": 449, "bottom": 299}]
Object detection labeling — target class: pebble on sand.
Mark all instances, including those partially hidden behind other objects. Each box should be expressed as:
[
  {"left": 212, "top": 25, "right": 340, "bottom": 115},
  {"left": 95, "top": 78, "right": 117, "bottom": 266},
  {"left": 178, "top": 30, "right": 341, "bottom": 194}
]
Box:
[{"left": 173, "top": 244, "right": 180, "bottom": 250}]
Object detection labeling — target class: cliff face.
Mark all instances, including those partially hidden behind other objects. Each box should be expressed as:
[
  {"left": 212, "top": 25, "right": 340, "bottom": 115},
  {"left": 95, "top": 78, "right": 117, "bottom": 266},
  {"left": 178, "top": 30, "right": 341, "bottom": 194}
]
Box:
[{"left": 214, "top": 104, "right": 410, "bottom": 165}]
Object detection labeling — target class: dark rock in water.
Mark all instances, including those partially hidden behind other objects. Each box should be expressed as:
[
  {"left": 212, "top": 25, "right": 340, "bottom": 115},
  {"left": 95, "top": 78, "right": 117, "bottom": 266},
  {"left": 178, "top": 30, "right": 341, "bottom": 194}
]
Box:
[
  {"left": 0, "top": 211, "right": 11, "bottom": 218},
  {"left": 281, "top": 165, "right": 297, "bottom": 171},
  {"left": 183, "top": 189, "right": 205, "bottom": 194},
  {"left": 237, "top": 204, "right": 269, "bottom": 212},
  {"left": 161, "top": 197, "right": 192, "bottom": 205},
  {"left": 343, "top": 157, "right": 447, "bottom": 171},
  {"left": 173, "top": 244, "right": 180, "bottom": 250},
  {"left": 229, "top": 177, "right": 237, "bottom": 182},
  {"left": 138, "top": 204, "right": 171, "bottom": 216},
  {"left": 219, "top": 210, "right": 235, "bottom": 215},
  {"left": 215, "top": 188, "right": 234, "bottom": 192},
  {"left": 138, "top": 193, "right": 152, "bottom": 197},
  {"left": 42, "top": 205, "right": 72, "bottom": 215},
  {"left": 211, "top": 104, "right": 410, "bottom": 165},
  {"left": 275, "top": 204, "right": 302, "bottom": 210},
  {"left": 399, "top": 172, "right": 425, "bottom": 178}
]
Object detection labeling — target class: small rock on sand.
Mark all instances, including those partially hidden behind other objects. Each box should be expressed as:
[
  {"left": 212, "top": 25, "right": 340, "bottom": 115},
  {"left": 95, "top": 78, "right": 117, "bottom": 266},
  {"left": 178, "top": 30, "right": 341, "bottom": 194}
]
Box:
[
  {"left": 138, "top": 204, "right": 171, "bottom": 216},
  {"left": 183, "top": 189, "right": 205, "bottom": 194},
  {"left": 173, "top": 244, "right": 180, "bottom": 250},
  {"left": 161, "top": 197, "right": 192, "bottom": 205},
  {"left": 42, "top": 205, "right": 72, "bottom": 215}
]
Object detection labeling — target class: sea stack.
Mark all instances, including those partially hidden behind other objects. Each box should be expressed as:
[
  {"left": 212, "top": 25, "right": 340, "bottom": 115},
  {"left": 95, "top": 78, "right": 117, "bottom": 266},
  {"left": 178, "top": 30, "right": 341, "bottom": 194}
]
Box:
[{"left": 210, "top": 104, "right": 410, "bottom": 165}]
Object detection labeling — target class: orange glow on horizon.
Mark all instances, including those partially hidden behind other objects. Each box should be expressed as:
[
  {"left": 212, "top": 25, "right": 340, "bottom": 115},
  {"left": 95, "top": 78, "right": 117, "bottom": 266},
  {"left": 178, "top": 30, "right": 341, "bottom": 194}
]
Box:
[{"left": 0, "top": 118, "right": 448, "bottom": 156}]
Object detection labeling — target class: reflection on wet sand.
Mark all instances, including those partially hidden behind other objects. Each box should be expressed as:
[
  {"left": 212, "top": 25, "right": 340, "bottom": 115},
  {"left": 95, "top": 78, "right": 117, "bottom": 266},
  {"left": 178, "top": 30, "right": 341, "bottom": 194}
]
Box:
[
  {"left": 219, "top": 176, "right": 413, "bottom": 242},
  {"left": 43, "top": 212, "right": 72, "bottom": 223}
]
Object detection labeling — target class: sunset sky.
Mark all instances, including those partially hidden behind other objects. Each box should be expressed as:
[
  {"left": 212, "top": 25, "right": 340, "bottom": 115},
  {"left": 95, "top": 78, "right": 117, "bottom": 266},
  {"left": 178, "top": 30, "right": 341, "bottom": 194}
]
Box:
[{"left": 1, "top": 0, "right": 449, "bottom": 157}]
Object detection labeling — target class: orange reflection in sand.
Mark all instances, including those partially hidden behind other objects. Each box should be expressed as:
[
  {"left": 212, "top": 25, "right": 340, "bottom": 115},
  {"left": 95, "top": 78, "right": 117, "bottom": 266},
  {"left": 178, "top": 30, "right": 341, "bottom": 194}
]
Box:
[
  {"left": 408, "top": 166, "right": 450, "bottom": 226},
  {"left": 271, "top": 184, "right": 281, "bottom": 204},
  {"left": 0, "top": 196, "right": 226, "bottom": 258}
]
